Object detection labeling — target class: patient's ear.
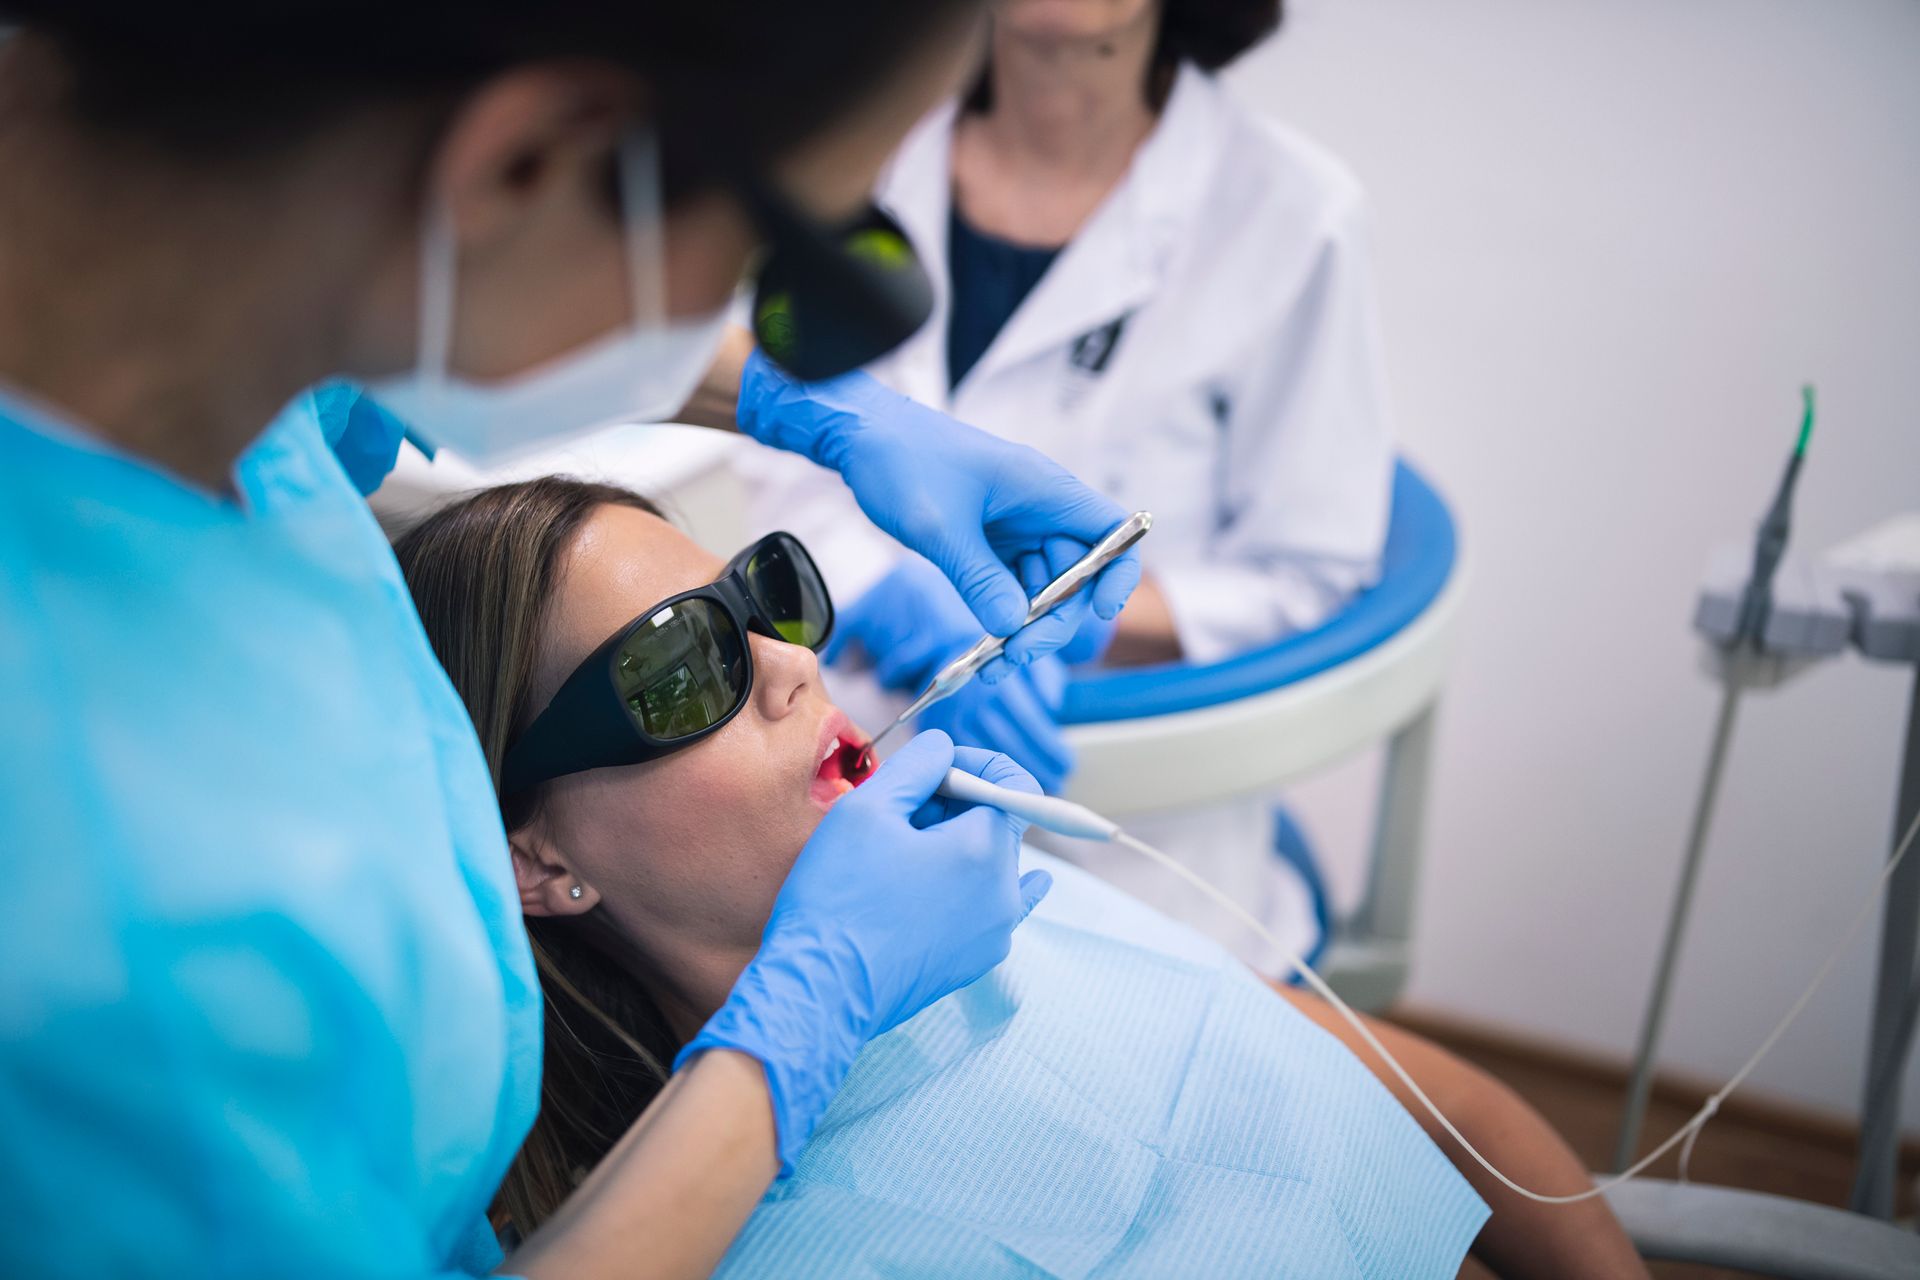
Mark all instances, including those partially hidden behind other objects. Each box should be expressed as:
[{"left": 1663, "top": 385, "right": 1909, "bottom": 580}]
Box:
[{"left": 508, "top": 827, "right": 599, "bottom": 918}]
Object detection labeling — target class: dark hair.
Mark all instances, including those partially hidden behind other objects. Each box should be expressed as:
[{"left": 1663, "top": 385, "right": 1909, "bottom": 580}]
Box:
[
  {"left": 0, "top": 1, "right": 982, "bottom": 198},
  {"left": 968, "top": 0, "right": 1282, "bottom": 111},
  {"left": 1157, "top": 0, "right": 1283, "bottom": 74},
  {"left": 393, "top": 476, "right": 680, "bottom": 1234}
]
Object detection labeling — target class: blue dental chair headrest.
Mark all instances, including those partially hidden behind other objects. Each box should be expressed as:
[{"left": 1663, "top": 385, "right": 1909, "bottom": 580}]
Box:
[{"left": 1060, "top": 461, "right": 1458, "bottom": 724}]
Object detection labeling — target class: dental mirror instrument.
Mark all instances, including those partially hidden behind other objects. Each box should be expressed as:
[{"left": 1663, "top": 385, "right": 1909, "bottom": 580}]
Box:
[{"left": 863, "top": 511, "right": 1153, "bottom": 762}]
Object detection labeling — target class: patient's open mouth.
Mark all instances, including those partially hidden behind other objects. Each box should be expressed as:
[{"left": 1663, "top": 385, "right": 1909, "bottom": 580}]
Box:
[{"left": 811, "top": 721, "right": 876, "bottom": 808}]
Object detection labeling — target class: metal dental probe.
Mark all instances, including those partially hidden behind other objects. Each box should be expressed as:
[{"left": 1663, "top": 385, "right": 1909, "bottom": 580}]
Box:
[{"left": 858, "top": 511, "right": 1153, "bottom": 768}]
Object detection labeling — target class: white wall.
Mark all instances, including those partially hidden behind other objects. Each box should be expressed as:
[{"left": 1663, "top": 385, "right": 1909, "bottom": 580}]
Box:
[{"left": 1227, "top": 0, "right": 1920, "bottom": 1125}]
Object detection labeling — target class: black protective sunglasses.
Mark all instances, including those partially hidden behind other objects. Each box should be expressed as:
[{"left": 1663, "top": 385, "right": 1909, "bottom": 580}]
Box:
[
  {"left": 502, "top": 531, "right": 833, "bottom": 797},
  {"left": 741, "top": 179, "right": 933, "bottom": 382}
]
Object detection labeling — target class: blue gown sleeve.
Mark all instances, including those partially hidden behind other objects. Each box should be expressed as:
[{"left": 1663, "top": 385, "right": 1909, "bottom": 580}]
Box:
[
  {"left": 0, "top": 399, "right": 527, "bottom": 1278},
  {"left": 0, "top": 911, "right": 515, "bottom": 1278}
]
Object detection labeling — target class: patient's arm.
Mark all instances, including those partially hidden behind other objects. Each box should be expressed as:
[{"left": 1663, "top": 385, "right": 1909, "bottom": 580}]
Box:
[
  {"left": 1270, "top": 987, "right": 1647, "bottom": 1280},
  {"left": 1104, "top": 573, "right": 1183, "bottom": 665}
]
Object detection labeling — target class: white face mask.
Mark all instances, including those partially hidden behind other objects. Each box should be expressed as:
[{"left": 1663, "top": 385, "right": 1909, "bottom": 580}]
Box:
[{"left": 369, "top": 133, "right": 728, "bottom": 467}]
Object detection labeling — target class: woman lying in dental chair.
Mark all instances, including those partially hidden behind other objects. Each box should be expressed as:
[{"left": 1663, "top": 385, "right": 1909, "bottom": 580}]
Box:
[{"left": 394, "top": 477, "right": 1644, "bottom": 1280}]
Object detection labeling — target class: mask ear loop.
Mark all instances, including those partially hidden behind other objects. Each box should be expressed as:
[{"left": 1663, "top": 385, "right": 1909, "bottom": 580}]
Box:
[
  {"left": 619, "top": 131, "right": 669, "bottom": 336},
  {"left": 413, "top": 192, "right": 458, "bottom": 400},
  {"left": 422, "top": 132, "right": 663, "bottom": 388}
]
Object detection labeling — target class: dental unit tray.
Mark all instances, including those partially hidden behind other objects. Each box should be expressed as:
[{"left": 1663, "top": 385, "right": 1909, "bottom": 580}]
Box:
[
  {"left": 1618, "top": 391, "right": 1917, "bottom": 1233},
  {"left": 1694, "top": 509, "right": 1920, "bottom": 1227},
  {"left": 1693, "top": 513, "right": 1920, "bottom": 684}
]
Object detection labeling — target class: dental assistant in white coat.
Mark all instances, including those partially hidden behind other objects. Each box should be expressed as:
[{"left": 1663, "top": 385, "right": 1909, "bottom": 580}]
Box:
[{"left": 740, "top": 0, "right": 1398, "bottom": 969}]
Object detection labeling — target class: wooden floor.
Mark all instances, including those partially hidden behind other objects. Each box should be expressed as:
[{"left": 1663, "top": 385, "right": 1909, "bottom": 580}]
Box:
[{"left": 1389, "top": 1008, "right": 1918, "bottom": 1280}]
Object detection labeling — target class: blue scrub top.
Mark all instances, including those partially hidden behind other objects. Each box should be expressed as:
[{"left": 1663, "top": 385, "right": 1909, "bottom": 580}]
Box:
[{"left": 0, "top": 385, "right": 538, "bottom": 1277}]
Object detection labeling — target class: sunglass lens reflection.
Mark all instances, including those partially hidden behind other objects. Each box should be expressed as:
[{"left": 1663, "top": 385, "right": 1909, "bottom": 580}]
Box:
[
  {"left": 746, "top": 537, "right": 831, "bottom": 650},
  {"left": 613, "top": 598, "right": 748, "bottom": 740}
]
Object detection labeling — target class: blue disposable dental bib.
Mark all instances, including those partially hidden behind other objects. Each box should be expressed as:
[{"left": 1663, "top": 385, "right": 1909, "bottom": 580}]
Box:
[{"left": 716, "top": 852, "right": 1487, "bottom": 1279}]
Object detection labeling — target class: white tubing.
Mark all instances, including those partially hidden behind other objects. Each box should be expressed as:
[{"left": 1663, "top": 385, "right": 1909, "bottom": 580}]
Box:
[
  {"left": 1109, "top": 812, "right": 1920, "bottom": 1206},
  {"left": 953, "top": 764, "right": 1920, "bottom": 1208},
  {"left": 938, "top": 769, "right": 1122, "bottom": 841}
]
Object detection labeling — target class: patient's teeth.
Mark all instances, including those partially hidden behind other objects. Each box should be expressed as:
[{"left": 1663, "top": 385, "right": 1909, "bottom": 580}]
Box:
[{"left": 822, "top": 737, "right": 840, "bottom": 762}]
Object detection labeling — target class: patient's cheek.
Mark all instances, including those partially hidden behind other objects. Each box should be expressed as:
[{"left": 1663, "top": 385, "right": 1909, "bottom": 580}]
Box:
[
  {"left": 653, "top": 745, "right": 806, "bottom": 861},
  {"left": 674, "top": 759, "right": 743, "bottom": 812}
]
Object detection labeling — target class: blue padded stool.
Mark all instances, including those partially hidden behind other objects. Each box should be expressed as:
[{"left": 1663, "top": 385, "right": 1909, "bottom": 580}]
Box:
[{"left": 1058, "top": 461, "right": 1465, "bottom": 1011}]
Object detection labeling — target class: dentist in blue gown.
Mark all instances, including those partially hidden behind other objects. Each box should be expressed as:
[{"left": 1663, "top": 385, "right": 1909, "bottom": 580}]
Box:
[{"left": 0, "top": 5, "right": 1140, "bottom": 1278}]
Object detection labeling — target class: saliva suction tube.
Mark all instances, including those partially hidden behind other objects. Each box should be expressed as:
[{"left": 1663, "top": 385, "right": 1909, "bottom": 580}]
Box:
[{"left": 935, "top": 768, "right": 1920, "bottom": 1207}]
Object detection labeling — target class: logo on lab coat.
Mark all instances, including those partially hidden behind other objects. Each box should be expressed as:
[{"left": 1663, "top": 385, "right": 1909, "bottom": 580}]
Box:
[
  {"left": 1069, "top": 316, "right": 1129, "bottom": 375},
  {"left": 1059, "top": 315, "right": 1130, "bottom": 414}
]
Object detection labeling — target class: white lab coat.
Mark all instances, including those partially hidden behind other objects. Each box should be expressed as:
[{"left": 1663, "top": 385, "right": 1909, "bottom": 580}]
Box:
[{"left": 738, "top": 65, "right": 1397, "bottom": 971}]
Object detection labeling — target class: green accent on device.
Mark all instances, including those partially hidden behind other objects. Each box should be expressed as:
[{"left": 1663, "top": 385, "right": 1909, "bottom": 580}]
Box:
[
  {"left": 741, "top": 181, "right": 933, "bottom": 382},
  {"left": 845, "top": 227, "right": 913, "bottom": 269},
  {"left": 756, "top": 293, "right": 797, "bottom": 360},
  {"left": 1731, "top": 384, "right": 1817, "bottom": 648}
]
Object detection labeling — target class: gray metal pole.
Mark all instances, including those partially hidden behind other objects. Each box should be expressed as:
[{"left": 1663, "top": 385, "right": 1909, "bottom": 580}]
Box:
[
  {"left": 1613, "top": 680, "right": 1745, "bottom": 1173},
  {"left": 1849, "top": 671, "right": 1920, "bottom": 1219}
]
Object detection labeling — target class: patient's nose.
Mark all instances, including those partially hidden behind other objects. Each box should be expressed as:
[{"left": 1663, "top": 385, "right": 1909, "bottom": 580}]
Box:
[{"left": 749, "top": 633, "right": 817, "bottom": 718}]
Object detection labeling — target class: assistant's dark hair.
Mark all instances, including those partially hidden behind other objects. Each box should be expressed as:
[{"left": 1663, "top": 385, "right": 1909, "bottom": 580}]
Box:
[
  {"left": 0, "top": 0, "right": 983, "bottom": 199},
  {"left": 394, "top": 477, "right": 679, "bottom": 1234},
  {"left": 969, "top": 0, "right": 1282, "bottom": 111},
  {"left": 1157, "top": 0, "right": 1283, "bottom": 74}
]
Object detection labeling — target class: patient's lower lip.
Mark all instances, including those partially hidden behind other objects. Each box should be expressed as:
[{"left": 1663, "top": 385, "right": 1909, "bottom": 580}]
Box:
[{"left": 809, "top": 771, "right": 854, "bottom": 809}]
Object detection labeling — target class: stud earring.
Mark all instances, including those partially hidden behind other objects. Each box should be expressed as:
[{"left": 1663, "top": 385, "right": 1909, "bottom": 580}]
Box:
[{"left": 569, "top": 885, "right": 584, "bottom": 900}]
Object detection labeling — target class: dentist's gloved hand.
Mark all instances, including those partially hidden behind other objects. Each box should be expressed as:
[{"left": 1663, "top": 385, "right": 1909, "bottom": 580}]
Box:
[
  {"left": 313, "top": 381, "right": 408, "bottom": 497},
  {"left": 674, "top": 732, "right": 1050, "bottom": 1171},
  {"left": 918, "top": 655, "right": 1076, "bottom": 795},
  {"left": 737, "top": 350, "right": 1142, "bottom": 656},
  {"left": 1018, "top": 538, "right": 1121, "bottom": 668},
  {"left": 826, "top": 545, "right": 1117, "bottom": 691},
  {"left": 826, "top": 555, "right": 1009, "bottom": 690},
  {"left": 829, "top": 547, "right": 1103, "bottom": 793}
]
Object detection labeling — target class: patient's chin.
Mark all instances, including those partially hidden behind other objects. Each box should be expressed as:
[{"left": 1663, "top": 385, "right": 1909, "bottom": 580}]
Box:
[
  {"left": 795, "top": 807, "right": 827, "bottom": 845},
  {"left": 770, "top": 808, "right": 828, "bottom": 874}
]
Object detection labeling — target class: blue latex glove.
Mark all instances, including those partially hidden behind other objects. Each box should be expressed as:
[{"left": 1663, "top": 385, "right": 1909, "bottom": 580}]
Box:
[
  {"left": 825, "top": 554, "right": 1013, "bottom": 690},
  {"left": 919, "top": 655, "right": 1076, "bottom": 795},
  {"left": 827, "top": 548, "right": 1101, "bottom": 793},
  {"left": 674, "top": 732, "right": 1051, "bottom": 1171},
  {"left": 738, "top": 350, "right": 1143, "bottom": 658},
  {"left": 313, "top": 380, "right": 408, "bottom": 497},
  {"left": 1060, "top": 608, "right": 1118, "bottom": 666},
  {"left": 1018, "top": 538, "right": 1120, "bottom": 667}
]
